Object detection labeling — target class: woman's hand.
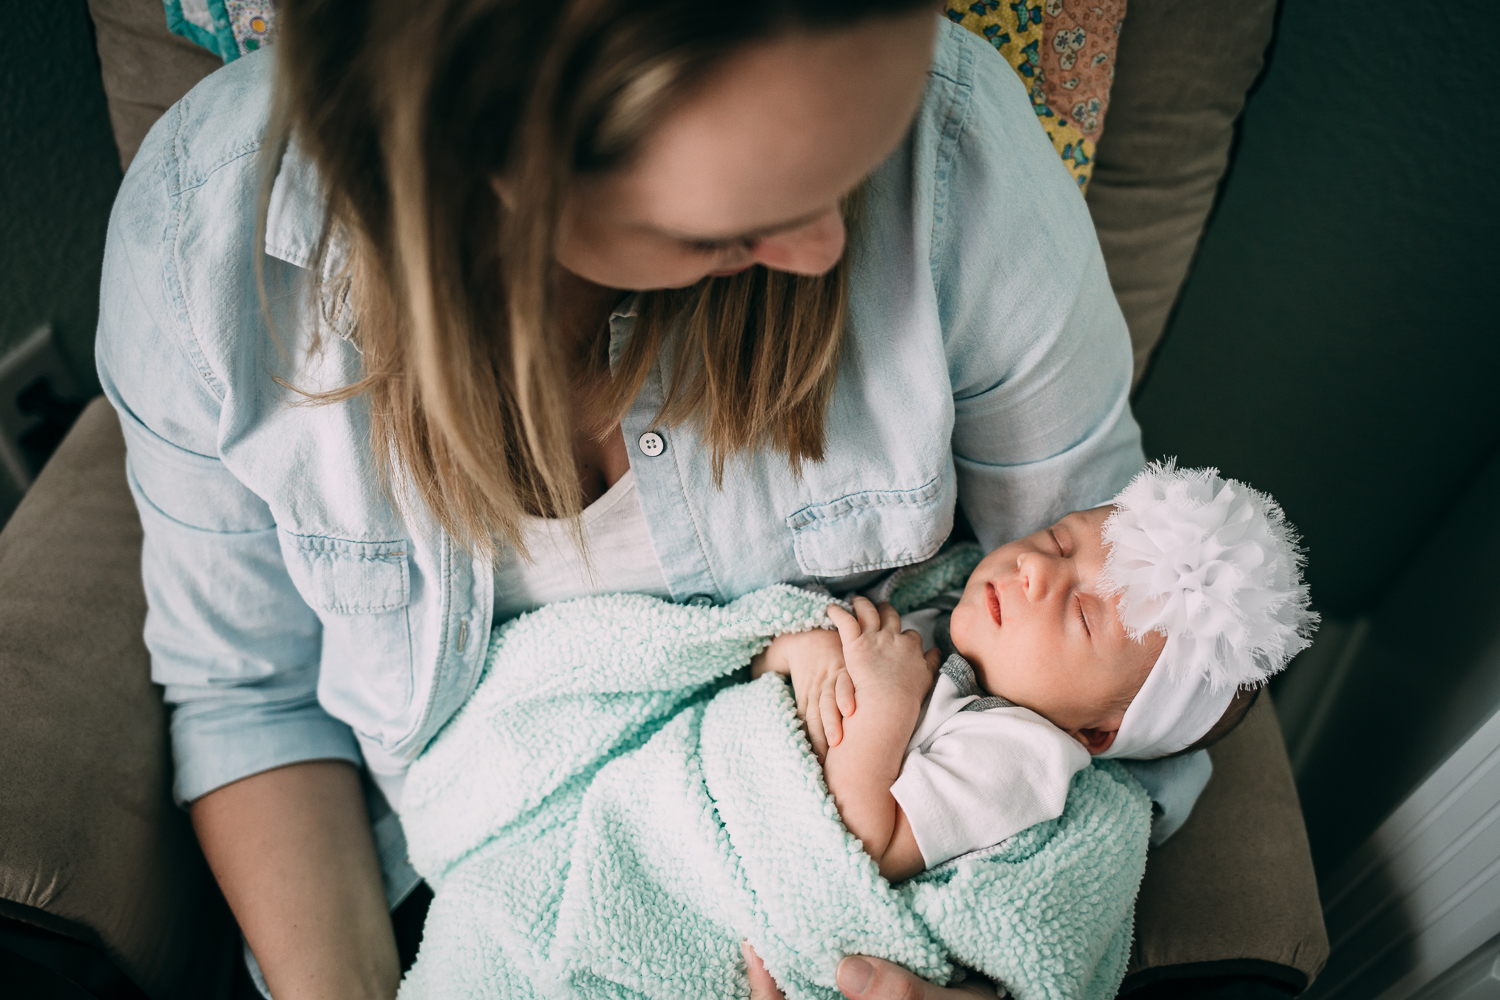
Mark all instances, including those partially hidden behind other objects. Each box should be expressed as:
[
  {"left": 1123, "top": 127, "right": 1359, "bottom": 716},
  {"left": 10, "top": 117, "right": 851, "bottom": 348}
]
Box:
[{"left": 744, "top": 944, "right": 999, "bottom": 1000}]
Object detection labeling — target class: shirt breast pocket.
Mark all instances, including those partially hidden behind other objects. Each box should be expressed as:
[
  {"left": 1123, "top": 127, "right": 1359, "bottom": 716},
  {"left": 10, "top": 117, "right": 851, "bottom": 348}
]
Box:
[
  {"left": 282, "top": 533, "right": 415, "bottom": 718},
  {"left": 786, "top": 473, "right": 955, "bottom": 578}
]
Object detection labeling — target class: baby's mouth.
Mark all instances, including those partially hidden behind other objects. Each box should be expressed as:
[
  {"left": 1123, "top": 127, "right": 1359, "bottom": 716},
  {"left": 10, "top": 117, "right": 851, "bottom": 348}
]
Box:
[{"left": 986, "top": 582, "right": 1002, "bottom": 628}]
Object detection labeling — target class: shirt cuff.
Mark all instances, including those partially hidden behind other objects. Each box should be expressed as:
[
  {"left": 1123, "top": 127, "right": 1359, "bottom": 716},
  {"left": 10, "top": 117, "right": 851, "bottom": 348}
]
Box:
[
  {"left": 169, "top": 698, "right": 362, "bottom": 805},
  {"left": 1116, "top": 750, "right": 1214, "bottom": 846}
]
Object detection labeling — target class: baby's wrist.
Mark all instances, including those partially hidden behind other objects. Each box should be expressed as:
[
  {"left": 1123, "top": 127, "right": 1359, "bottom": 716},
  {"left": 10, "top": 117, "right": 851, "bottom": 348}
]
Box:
[
  {"left": 850, "top": 652, "right": 930, "bottom": 690},
  {"left": 851, "top": 668, "right": 929, "bottom": 706}
]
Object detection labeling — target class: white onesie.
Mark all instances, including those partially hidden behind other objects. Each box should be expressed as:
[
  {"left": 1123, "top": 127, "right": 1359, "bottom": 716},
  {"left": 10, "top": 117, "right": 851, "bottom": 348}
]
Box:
[
  {"left": 877, "top": 555, "right": 1214, "bottom": 863},
  {"left": 890, "top": 652, "right": 1091, "bottom": 868}
]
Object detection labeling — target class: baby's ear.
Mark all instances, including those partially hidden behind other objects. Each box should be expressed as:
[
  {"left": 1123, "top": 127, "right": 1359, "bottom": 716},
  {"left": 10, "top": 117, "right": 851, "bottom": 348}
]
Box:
[{"left": 1073, "top": 727, "right": 1117, "bottom": 755}]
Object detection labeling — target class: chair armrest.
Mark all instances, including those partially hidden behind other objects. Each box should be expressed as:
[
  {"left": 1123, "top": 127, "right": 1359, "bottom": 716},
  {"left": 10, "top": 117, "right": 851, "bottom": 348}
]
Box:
[
  {"left": 0, "top": 398, "right": 236, "bottom": 1000},
  {"left": 1126, "top": 692, "right": 1330, "bottom": 994}
]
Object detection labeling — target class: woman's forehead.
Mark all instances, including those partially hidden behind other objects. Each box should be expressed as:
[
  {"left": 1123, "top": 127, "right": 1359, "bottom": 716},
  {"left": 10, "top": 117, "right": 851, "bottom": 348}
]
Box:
[{"left": 594, "top": 13, "right": 935, "bottom": 239}]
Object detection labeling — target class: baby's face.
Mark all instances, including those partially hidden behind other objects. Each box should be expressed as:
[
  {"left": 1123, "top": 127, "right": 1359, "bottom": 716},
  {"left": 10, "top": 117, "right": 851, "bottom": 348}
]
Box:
[{"left": 949, "top": 506, "right": 1164, "bottom": 753}]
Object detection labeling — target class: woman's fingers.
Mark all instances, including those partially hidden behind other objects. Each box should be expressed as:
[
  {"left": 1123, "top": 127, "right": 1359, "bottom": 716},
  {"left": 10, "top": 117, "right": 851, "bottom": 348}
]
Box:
[
  {"left": 744, "top": 942, "right": 786, "bottom": 1000},
  {"left": 835, "top": 668, "right": 856, "bottom": 718},
  {"left": 836, "top": 956, "right": 999, "bottom": 1000},
  {"left": 748, "top": 944, "right": 1000, "bottom": 1000}
]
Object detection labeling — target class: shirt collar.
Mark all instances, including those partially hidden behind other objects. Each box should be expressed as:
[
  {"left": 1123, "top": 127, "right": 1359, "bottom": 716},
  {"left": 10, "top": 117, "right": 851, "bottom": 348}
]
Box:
[
  {"left": 606, "top": 292, "right": 640, "bottom": 373},
  {"left": 263, "top": 136, "right": 329, "bottom": 270},
  {"left": 609, "top": 292, "right": 640, "bottom": 321},
  {"left": 263, "top": 137, "right": 356, "bottom": 341}
]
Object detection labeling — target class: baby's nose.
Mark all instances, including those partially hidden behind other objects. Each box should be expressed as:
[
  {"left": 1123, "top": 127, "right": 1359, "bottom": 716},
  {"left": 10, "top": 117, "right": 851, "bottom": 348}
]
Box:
[{"left": 1018, "top": 552, "right": 1055, "bottom": 600}]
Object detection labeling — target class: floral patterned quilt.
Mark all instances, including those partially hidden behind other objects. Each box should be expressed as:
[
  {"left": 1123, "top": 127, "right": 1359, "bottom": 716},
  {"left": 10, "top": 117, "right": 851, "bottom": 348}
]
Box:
[{"left": 943, "top": 0, "right": 1127, "bottom": 190}]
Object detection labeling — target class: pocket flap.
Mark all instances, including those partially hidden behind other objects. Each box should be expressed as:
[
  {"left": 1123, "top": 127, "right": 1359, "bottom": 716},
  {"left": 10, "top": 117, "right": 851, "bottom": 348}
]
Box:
[
  {"left": 786, "top": 476, "right": 954, "bottom": 577},
  {"left": 287, "top": 535, "right": 410, "bottom": 614}
]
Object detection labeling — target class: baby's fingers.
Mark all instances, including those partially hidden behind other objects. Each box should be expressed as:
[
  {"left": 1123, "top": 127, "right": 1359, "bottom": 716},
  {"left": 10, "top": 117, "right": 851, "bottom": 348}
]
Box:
[
  {"left": 821, "top": 685, "right": 843, "bottom": 747},
  {"left": 925, "top": 647, "right": 942, "bottom": 672},
  {"left": 851, "top": 595, "right": 882, "bottom": 632},
  {"left": 803, "top": 696, "right": 829, "bottom": 760},
  {"left": 827, "top": 604, "right": 861, "bottom": 646},
  {"left": 877, "top": 601, "right": 903, "bottom": 633},
  {"left": 836, "top": 668, "right": 856, "bottom": 718}
]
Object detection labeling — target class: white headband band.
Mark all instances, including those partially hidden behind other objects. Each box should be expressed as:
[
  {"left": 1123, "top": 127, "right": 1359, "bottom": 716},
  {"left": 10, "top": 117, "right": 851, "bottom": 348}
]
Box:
[
  {"left": 1096, "top": 461, "right": 1317, "bottom": 759},
  {"left": 1100, "top": 649, "right": 1236, "bottom": 759}
]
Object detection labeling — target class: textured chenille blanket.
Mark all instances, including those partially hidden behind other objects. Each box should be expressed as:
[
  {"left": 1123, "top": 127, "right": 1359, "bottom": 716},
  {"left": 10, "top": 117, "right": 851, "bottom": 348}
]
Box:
[{"left": 397, "top": 554, "right": 1151, "bottom": 1000}]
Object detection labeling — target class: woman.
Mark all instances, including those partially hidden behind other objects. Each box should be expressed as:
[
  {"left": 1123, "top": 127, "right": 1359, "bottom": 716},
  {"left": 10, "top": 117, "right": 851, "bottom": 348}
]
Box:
[{"left": 97, "top": 1, "right": 1143, "bottom": 997}]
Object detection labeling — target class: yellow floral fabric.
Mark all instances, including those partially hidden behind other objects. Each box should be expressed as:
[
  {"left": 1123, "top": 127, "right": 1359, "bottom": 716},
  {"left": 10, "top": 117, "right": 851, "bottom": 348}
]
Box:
[{"left": 943, "top": 0, "right": 1127, "bottom": 192}]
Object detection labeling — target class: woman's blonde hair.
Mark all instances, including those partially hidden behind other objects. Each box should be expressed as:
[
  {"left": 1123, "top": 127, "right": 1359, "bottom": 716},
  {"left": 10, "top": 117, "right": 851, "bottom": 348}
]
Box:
[{"left": 266, "top": 0, "right": 926, "bottom": 555}]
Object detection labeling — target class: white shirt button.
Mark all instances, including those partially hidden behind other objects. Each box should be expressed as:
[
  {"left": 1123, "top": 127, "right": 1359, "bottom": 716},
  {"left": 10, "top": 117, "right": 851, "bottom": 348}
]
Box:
[
  {"left": 637, "top": 431, "right": 665, "bottom": 457},
  {"left": 686, "top": 593, "right": 714, "bottom": 608}
]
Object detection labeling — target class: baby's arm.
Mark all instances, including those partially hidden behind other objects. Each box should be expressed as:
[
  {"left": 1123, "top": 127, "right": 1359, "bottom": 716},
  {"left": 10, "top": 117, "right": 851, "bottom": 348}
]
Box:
[
  {"left": 751, "top": 599, "right": 936, "bottom": 881},
  {"left": 822, "top": 598, "right": 936, "bottom": 883}
]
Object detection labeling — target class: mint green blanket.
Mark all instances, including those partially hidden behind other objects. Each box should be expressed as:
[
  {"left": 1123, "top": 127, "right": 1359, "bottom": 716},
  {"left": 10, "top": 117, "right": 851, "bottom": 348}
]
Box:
[{"left": 398, "top": 561, "right": 1150, "bottom": 1000}]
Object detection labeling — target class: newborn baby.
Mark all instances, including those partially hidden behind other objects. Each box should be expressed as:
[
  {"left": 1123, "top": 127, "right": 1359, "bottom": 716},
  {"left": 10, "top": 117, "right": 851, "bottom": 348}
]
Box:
[{"left": 754, "top": 463, "right": 1317, "bottom": 882}]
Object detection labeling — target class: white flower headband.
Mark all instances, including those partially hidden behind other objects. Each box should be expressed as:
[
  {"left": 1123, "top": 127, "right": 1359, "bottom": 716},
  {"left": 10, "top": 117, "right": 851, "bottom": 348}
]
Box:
[{"left": 1097, "top": 461, "right": 1319, "bottom": 759}]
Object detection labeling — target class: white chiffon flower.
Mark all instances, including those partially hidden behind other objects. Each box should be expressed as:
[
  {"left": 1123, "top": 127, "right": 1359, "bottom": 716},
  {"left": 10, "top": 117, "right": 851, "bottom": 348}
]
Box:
[{"left": 1100, "top": 461, "right": 1319, "bottom": 691}]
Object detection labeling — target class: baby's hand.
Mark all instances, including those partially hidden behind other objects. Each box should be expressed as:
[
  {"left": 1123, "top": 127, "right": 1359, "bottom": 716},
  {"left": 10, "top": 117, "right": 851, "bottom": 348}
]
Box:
[
  {"left": 827, "top": 598, "right": 937, "bottom": 703},
  {"left": 751, "top": 629, "right": 856, "bottom": 758}
]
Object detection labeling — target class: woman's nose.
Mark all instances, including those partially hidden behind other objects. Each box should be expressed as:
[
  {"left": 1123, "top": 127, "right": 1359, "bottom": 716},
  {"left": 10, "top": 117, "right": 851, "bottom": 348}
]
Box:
[{"left": 749, "top": 208, "right": 846, "bottom": 276}]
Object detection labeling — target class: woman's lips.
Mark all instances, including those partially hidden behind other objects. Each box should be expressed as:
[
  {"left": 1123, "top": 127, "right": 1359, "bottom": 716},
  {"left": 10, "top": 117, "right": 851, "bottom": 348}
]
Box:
[{"left": 987, "top": 582, "right": 1002, "bottom": 628}]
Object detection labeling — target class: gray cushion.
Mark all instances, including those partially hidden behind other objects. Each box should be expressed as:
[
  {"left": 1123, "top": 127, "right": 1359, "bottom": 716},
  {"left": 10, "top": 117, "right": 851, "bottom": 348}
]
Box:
[
  {"left": 86, "top": 0, "right": 222, "bottom": 169},
  {"left": 0, "top": 399, "right": 237, "bottom": 1000},
  {"left": 1086, "top": 0, "right": 1280, "bottom": 385}
]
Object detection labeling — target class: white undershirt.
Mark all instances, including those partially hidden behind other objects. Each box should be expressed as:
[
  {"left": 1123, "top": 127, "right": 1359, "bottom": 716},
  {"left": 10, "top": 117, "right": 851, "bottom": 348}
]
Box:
[
  {"left": 491, "top": 468, "right": 673, "bottom": 623},
  {"left": 364, "top": 469, "right": 670, "bottom": 810}
]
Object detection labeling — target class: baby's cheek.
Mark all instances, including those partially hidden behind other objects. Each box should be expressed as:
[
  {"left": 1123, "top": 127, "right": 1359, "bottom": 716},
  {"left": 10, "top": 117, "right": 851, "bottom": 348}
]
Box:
[
  {"left": 950, "top": 611, "right": 992, "bottom": 667},
  {"left": 948, "top": 604, "right": 976, "bottom": 653}
]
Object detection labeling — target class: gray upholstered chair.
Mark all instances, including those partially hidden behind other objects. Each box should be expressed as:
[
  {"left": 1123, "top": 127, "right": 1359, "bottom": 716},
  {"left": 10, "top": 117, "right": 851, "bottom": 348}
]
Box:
[{"left": 0, "top": 1, "right": 1328, "bottom": 996}]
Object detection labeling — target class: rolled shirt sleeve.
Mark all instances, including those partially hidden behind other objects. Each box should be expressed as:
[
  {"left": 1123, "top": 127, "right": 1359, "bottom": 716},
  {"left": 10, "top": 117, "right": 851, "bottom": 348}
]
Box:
[
  {"left": 1118, "top": 750, "right": 1214, "bottom": 847},
  {"left": 123, "top": 432, "right": 360, "bottom": 804}
]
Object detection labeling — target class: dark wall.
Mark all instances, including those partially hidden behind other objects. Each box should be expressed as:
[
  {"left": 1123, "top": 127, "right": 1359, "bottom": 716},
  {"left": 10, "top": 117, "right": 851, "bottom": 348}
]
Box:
[
  {"left": 1133, "top": 0, "right": 1500, "bottom": 878},
  {"left": 0, "top": 1, "right": 121, "bottom": 391},
  {"left": 1133, "top": 0, "right": 1500, "bottom": 621},
  {"left": 1297, "top": 444, "right": 1500, "bottom": 876}
]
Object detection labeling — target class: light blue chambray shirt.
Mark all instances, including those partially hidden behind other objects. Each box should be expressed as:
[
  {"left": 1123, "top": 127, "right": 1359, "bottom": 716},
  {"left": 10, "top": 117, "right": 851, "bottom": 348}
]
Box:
[{"left": 97, "top": 18, "right": 1151, "bottom": 892}]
